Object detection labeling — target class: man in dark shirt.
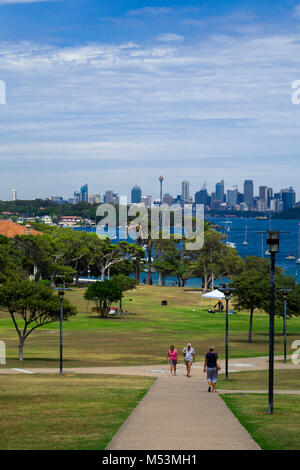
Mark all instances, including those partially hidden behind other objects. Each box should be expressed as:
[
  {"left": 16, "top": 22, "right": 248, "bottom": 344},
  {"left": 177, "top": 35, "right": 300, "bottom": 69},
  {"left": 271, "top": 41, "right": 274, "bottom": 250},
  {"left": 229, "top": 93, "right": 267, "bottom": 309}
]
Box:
[{"left": 203, "top": 346, "right": 220, "bottom": 392}]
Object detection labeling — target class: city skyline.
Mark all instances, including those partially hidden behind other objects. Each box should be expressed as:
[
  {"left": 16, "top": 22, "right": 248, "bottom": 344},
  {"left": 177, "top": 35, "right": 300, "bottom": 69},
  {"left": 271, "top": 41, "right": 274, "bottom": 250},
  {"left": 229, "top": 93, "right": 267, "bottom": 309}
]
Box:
[
  {"left": 6, "top": 177, "right": 297, "bottom": 213},
  {"left": 1, "top": 1, "right": 300, "bottom": 199},
  {"left": 5, "top": 175, "right": 299, "bottom": 205}
]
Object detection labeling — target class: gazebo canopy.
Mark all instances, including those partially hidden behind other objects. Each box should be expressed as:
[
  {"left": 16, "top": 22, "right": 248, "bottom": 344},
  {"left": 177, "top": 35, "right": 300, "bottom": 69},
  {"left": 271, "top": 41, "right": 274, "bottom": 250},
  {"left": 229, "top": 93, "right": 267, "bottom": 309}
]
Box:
[{"left": 202, "top": 289, "right": 225, "bottom": 299}]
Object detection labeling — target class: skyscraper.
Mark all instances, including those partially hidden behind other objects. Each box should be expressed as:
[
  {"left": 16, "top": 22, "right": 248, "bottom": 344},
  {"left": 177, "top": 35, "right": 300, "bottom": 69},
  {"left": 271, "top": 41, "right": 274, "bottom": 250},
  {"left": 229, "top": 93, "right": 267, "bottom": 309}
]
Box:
[
  {"left": 195, "top": 189, "right": 209, "bottom": 206},
  {"left": 80, "top": 184, "right": 88, "bottom": 203},
  {"left": 280, "top": 187, "right": 296, "bottom": 211},
  {"left": 105, "top": 190, "right": 114, "bottom": 203},
  {"left": 12, "top": 189, "right": 17, "bottom": 201},
  {"left": 227, "top": 186, "right": 238, "bottom": 207},
  {"left": 259, "top": 186, "right": 268, "bottom": 211},
  {"left": 131, "top": 185, "right": 142, "bottom": 203},
  {"left": 181, "top": 180, "right": 189, "bottom": 203},
  {"left": 244, "top": 180, "right": 254, "bottom": 209},
  {"left": 215, "top": 180, "right": 224, "bottom": 202}
]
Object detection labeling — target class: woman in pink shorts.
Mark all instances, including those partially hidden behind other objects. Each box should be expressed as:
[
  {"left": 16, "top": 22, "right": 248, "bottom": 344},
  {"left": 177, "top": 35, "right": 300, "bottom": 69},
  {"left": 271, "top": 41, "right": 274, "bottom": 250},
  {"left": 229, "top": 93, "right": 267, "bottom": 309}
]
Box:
[{"left": 167, "top": 345, "right": 178, "bottom": 376}]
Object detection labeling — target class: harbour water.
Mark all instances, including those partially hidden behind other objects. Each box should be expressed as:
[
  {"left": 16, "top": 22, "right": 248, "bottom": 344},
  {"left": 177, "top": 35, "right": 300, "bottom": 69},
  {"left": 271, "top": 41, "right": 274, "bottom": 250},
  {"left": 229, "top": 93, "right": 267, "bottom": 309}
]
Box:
[{"left": 73, "top": 217, "right": 300, "bottom": 286}]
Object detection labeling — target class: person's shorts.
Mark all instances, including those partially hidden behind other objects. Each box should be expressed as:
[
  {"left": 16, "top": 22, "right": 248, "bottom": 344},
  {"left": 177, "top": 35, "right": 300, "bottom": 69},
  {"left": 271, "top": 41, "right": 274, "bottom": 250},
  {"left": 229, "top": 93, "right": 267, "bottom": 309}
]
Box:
[
  {"left": 169, "top": 360, "right": 177, "bottom": 365},
  {"left": 206, "top": 367, "right": 218, "bottom": 383},
  {"left": 184, "top": 359, "right": 193, "bottom": 366}
]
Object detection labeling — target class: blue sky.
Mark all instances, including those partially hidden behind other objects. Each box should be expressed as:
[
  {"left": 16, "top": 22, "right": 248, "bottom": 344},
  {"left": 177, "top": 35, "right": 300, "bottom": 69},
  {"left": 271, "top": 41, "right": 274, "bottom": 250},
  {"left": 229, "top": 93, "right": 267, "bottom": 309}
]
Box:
[{"left": 1, "top": 0, "right": 300, "bottom": 201}]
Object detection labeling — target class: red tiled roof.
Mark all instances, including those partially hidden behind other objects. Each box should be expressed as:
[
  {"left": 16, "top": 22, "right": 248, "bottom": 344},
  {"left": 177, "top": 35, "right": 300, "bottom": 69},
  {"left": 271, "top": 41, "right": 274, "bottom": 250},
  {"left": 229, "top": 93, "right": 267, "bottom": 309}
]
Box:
[{"left": 0, "top": 220, "right": 42, "bottom": 239}]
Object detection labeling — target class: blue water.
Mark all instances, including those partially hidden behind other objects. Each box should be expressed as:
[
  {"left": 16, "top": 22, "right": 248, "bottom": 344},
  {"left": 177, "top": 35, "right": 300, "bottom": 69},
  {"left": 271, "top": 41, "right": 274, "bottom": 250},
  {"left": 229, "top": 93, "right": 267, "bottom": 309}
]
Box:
[{"left": 73, "top": 218, "right": 300, "bottom": 286}]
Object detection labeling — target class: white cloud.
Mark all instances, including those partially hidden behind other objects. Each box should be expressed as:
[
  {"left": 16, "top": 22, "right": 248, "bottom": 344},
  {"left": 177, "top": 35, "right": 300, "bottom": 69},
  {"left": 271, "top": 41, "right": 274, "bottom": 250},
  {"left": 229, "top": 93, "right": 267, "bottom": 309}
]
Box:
[
  {"left": 294, "top": 4, "right": 300, "bottom": 18},
  {"left": 127, "top": 7, "right": 172, "bottom": 16},
  {"left": 156, "top": 33, "right": 184, "bottom": 42},
  {"left": 1, "top": 32, "right": 300, "bottom": 198}
]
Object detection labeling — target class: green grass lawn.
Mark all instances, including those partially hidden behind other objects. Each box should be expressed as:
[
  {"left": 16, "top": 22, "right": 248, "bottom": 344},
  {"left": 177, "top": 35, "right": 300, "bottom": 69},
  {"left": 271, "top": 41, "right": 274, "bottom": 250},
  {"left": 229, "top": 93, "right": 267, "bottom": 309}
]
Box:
[
  {"left": 218, "top": 368, "right": 300, "bottom": 390},
  {"left": 221, "top": 394, "right": 300, "bottom": 450},
  {"left": 0, "top": 374, "right": 154, "bottom": 450},
  {"left": 0, "top": 285, "right": 299, "bottom": 368}
]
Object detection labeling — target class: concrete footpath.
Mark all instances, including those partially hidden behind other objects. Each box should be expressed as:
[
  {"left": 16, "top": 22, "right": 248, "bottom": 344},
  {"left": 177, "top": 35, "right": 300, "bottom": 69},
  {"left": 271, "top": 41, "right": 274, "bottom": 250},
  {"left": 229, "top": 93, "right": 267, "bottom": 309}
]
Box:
[{"left": 107, "top": 376, "right": 260, "bottom": 450}]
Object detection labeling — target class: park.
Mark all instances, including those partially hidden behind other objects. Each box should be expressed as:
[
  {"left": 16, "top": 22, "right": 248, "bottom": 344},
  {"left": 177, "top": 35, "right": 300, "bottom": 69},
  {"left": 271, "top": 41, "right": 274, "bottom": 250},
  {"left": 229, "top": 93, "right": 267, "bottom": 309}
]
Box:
[{"left": 0, "top": 281, "right": 300, "bottom": 450}]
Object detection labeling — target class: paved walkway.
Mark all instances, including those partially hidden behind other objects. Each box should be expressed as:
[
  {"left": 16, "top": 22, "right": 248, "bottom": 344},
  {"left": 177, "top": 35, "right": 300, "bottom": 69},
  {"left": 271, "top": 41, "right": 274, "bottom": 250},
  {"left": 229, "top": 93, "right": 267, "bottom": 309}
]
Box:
[
  {"left": 1, "top": 355, "right": 298, "bottom": 450},
  {"left": 107, "top": 376, "right": 260, "bottom": 450},
  {"left": 0, "top": 355, "right": 297, "bottom": 376}
]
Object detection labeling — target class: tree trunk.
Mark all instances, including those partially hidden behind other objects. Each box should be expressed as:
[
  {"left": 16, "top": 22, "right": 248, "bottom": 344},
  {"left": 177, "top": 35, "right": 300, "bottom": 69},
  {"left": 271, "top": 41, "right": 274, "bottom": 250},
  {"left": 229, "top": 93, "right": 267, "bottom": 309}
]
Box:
[
  {"left": 101, "top": 268, "right": 105, "bottom": 282},
  {"left": 135, "top": 263, "right": 140, "bottom": 282},
  {"left": 147, "top": 244, "right": 152, "bottom": 285},
  {"left": 248, "top": 309, "right": 254, "bottom": 343},
  {"left": 19, "top": 337, "right": 25, "bottom": 361},
  {"left": 158, "top": 272, "right": 162, "bottom": 286}
]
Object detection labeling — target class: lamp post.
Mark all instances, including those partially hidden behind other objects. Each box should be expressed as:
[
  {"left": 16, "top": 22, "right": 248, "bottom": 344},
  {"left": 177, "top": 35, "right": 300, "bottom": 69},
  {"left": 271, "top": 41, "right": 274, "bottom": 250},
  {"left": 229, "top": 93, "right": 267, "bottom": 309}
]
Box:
[
  {"left": 54, "top": 278, "right": 69, "bottom": 376},
  {"left": 266, "top": 231, "right": 280, "bottom": 415},
  {"left": 279, "top": 289, "right": 292, "bottom": 364},
  {"left": 58, "top": 288, "right": 64, "bottom": 376},
  {"left": 220, "top": 285, "right": 235, "bottom": 381}
]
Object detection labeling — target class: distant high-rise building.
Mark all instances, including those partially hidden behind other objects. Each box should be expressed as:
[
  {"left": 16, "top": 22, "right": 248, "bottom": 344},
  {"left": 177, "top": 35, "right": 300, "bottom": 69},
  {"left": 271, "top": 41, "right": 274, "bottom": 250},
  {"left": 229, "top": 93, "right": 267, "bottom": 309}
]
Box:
[
  {"left": 280, "top": 187, "right": 296, "bottom": 211},
  {"left": 163, "top": 193, "right": 173, "bottom": 206},
  {"left": 267, "top": 188, "right": 273, "bottom": 209},
  {"left": 73, "top": 191, "right": 80, "bottom": 203},
  {"left": 131, "top": 185, "right": 142, "bottom": 204},
  {"left": 195, "top": 189, "right": 209, "bottom": 206},
  {"left": 181, "top": 180, "right": 190, "bottom": 203},
  {"left": 105, "top": 190, "right": 114, "bottom": 204},
  {"left": 259, "top": 186, "right": 268, "bottom": 211},
  {"left": 80, "top": 184, "right": 88, "bottom": 203},
  {"left": 141, "top": 195, "right": 152, "bottom": 208},
  {"left": 12, "top": 189, "right": 17, "bottom": 201},
  {"left": 227, "top": 186, "right": 238, "bottom": 207},
  {"left": 244, "top": 180, "right": 254, "bottom": 209},
  {"left": 215, "top": 180, "right": 224, "bottom": 202}
]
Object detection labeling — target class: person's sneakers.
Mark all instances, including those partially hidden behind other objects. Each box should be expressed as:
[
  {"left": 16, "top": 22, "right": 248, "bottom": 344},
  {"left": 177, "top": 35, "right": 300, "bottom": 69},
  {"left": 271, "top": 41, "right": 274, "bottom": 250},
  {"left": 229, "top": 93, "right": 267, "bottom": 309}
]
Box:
[{"left": 208, "top": 386, "right": 211, "bottom": 392}]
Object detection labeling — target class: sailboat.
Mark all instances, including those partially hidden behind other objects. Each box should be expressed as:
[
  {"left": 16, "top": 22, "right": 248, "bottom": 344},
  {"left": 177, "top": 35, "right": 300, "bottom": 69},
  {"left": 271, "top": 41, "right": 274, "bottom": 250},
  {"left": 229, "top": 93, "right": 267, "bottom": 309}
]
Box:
[
  {"left": 225, "top": 221, "right": 236, "bottom": 248},
  {"left": 296, "top": 222, "right": 300, "bottom": 264},
  {"left": 242, "top": 220, "right": 248, "bottom": 246},
  {"left": 286, "top": 233, "right": 296, "bottom": 260}
]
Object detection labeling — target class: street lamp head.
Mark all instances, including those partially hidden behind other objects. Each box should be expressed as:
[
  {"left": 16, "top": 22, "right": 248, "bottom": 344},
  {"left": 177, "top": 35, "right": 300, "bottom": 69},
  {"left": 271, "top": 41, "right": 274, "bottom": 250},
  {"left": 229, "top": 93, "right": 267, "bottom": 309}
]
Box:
[
  {"left": 58, "top": 289, "right": 64, "bottom": 299},
  {"left": 267, "top": 231, "right": 280, "bottom": 253}
]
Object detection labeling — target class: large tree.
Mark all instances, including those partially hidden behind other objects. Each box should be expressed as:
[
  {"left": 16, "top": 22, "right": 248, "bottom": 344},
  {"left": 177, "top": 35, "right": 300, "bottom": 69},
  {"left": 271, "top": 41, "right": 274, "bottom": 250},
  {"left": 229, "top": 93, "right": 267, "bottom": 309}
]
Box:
[
  {"left": 189, "top": 229, "right": 243, "bottom": 290},
  {"left": 84, "top": 280, "right": 123, "bottom": 318},
  {"left": 0, "top": 280, "right": 76, "bottom": 360},
  {"left": 230, "top": 256, "right": 296, "bottom": 342}
]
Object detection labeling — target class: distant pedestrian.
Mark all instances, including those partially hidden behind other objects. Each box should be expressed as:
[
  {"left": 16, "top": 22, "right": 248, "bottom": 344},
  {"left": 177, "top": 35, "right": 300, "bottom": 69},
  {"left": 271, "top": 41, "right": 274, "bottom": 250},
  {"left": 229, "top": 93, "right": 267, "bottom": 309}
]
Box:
[
  {"left": 214, "top": 300, "right": 224, "bottom": 312},
  {"left": 182, "top": 343, "right": 195, "bottom": 378},
  {"left": 203, "top": 345, "right": 221, "bottom": 392},
  {"left": 167, "top": 345, "right": 177, "bottom": 376},
  {"left": 143, "top": 278, "right": 147, "bottom": 285}
]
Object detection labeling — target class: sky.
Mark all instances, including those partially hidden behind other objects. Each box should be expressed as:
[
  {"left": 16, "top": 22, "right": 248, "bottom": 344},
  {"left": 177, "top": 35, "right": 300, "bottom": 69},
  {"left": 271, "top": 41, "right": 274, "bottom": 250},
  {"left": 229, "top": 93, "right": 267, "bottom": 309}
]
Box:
[{"left": 1, "top": 0, "right": 300, "bottom": 201}]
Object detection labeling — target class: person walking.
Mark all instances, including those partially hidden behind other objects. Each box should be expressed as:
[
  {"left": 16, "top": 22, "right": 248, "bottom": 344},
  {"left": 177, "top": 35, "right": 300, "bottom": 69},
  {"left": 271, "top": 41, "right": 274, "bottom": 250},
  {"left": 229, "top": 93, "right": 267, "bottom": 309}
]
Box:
[
  {"left": 203, "top": 345, "right": 221, "bottom": 392},
  {"left": 182, "top": 343, "right": 195, "bottom": 378},
  {"left": 167, "top": 345, "right": 177, "bottom": 376}
]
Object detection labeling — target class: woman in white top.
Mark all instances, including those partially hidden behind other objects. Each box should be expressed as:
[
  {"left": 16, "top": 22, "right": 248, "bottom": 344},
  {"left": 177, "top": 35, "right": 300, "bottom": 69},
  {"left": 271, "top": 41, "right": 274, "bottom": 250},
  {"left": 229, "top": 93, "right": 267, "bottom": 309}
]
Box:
[{"left": 182, "top": 343, "right": 195, "bottom": 378}]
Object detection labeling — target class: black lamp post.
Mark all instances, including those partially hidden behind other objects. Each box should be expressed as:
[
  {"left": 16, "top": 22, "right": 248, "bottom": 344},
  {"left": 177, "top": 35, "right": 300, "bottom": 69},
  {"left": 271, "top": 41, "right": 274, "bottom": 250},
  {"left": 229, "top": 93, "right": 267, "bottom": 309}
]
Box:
[
  {"left": 279, "top": 289, "right": 292, "bottom": 364},
  {"left": 58, "top": 288, "right": 64, "bottom": 376},
  {"left": 54, "top": 277, "right": 68, "bottom": 377},
  {"left": 266, "top": 231, "right": 280, "bottom": 415},
  {"left": 220, "top": 284, "right": 235, "bottom": 381}
]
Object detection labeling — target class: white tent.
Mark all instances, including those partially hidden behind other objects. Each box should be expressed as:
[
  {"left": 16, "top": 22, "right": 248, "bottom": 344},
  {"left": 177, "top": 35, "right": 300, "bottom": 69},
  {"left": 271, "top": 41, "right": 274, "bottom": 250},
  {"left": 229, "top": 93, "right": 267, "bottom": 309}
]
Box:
[{"left": 202, "top": 289, "right": 225, "bottom": 299}]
